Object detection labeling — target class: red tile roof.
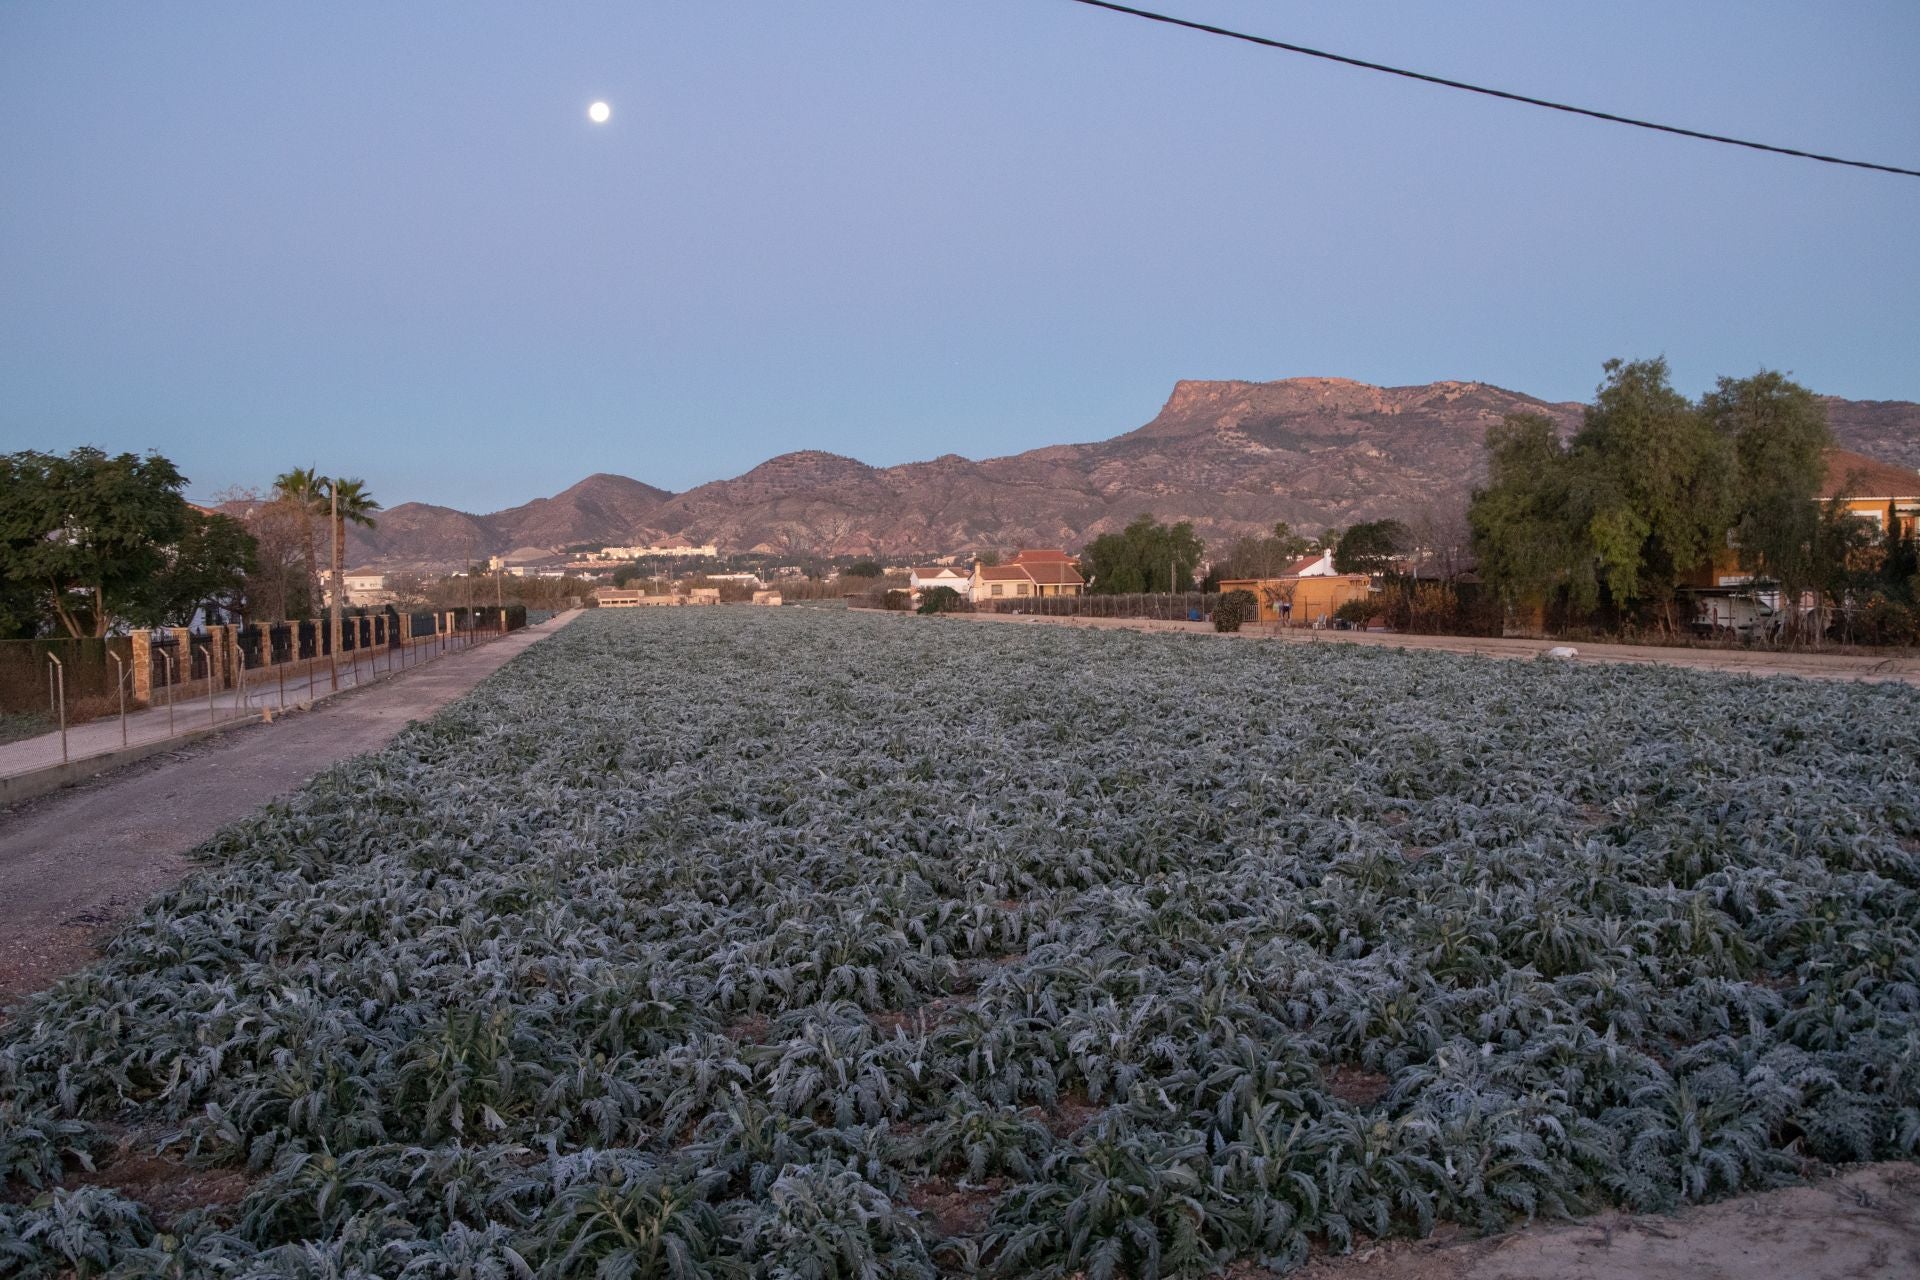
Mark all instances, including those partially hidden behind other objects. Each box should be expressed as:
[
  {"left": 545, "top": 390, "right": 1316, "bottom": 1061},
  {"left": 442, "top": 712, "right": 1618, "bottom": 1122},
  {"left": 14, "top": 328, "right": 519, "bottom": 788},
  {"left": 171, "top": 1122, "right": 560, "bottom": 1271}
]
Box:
[
  {"left": 976, "top": 564, "right": 1034, "bottom": 581},
  {"left": 1010, "top": 548, "right": 1074, "bottom": 565},
  {"left": 1022, "top": 561, "right": 1085, "bottom": 586}
]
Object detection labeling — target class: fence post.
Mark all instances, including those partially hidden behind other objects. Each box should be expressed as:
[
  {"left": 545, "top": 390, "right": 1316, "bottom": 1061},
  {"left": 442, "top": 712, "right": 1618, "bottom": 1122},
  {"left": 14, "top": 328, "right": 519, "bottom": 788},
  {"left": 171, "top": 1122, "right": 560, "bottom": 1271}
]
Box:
[
  {"left": 161, "top": 649, "right": 176, "bottom": 736},
  {"left": 47, "top": 654, "right": 67, "bottom": 764},
  {"left": 109, "top": 651, "right": 128, "bottom": 747},
  {"left": 197, "top": 642, "right": 215, "bottom": 727}
]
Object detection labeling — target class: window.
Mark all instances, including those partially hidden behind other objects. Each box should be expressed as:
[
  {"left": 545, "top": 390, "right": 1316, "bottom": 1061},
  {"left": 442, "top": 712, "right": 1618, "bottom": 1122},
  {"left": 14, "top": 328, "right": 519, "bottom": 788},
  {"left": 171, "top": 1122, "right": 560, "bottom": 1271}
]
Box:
[
  {"left": 1016, "top": 583, "right": 1030, "bottom": 595},
  {"left": 991, "top": 584, "right": 1004, "bottom": 597}
]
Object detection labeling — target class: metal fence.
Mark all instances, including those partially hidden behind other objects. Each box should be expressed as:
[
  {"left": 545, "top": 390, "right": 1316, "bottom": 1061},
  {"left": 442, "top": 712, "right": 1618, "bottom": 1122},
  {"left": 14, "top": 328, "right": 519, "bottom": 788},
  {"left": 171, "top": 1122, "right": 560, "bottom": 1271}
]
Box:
[
  {"left": 0, "top": 636, "right": 133, "bottom": 719},
  {"left": 2, "top": 604, "right": 534, "bottom": 771},
  {"left": 975, "top": 591, "right": 1219, "bottom": 622}
]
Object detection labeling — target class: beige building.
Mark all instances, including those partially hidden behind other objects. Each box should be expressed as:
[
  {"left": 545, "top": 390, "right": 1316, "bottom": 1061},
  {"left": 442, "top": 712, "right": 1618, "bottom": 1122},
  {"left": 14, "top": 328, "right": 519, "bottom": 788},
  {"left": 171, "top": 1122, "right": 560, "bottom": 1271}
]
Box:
[{"left": 970, "top": 549, "right": 1086, "bottom": 603}]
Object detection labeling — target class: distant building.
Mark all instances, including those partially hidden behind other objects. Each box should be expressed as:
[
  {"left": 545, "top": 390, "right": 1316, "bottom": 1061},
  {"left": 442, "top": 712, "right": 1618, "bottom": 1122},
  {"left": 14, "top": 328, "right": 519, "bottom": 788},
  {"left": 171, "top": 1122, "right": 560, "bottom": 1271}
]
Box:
[
  {"left": 596, "top": 543, "right": 719, "bottom": 560},
  {"left": 1216, "top": 573, "right": 1371, "bottom": 628},
  {"left": 752, "top": 589, "right": 784, "bottom": 607},
  {"left": 594, "top": 588, "right": 650, "bottom": 608},
  {"left": 969, "top": 549, "right": 1085, "bottom": 603},
  {"left": 342, "top": 568, "right": 391, "bottom": 607},
  {"left": 908, "top": 566, "right": 970, "bottom": 603}
]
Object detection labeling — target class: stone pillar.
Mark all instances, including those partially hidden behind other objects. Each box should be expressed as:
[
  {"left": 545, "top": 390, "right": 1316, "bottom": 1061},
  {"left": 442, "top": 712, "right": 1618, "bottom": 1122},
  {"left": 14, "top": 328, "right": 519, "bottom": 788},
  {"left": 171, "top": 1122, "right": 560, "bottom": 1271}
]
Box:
[
  {"left": 170, "top": 627, "right": 193, "bottom": 695},
  {"left": 131, "top": 630, "right": 153, "bottom": 707}
]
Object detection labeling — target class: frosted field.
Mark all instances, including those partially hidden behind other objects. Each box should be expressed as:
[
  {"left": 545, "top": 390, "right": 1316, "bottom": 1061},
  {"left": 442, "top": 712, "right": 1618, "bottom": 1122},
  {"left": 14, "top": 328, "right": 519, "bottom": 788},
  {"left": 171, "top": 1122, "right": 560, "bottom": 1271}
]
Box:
[{"left": 3, "top": 607, "right": 1919, "bottom": 1278}]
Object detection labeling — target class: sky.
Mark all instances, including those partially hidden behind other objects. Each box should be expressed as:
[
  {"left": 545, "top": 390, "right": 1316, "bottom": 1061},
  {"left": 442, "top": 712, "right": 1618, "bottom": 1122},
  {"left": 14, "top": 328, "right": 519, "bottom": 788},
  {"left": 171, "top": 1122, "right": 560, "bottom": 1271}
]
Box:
[{"left": 2, "top": 1, "right": 1916, "bottom": 512}]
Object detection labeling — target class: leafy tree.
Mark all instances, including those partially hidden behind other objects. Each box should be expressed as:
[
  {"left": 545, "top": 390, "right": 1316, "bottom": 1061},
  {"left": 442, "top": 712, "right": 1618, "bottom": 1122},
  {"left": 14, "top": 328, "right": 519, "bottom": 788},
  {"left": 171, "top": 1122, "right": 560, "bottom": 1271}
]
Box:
[
  {"left": 131, "top": 508, "right": 258, "bottom": 626},
  {"left": 1333, "top": 520, "right": 1410, "bottom": 575},
  {"left": 1473, "top": 359, "right": 1741, "bottom": 631},
  {"left": 323, "top": 477, "right": 380, "bottom": 655},
  {"left": 1469, "top": 413, "right": 1587, "bottom": 607},
  {"left": 1081, "top": 514, "right": 1204, "bottom": 594},
  {"left": 844, "top": 560, "right": 883, "bottom": 579},
  {"left": 1571, "top": 358, "right": 1735, "bottom": 621},
  {"left": 1701, "top": 371, "right": 1831, "bottom": 639},
  {"left": 0, "top": 448, "right": 189, "bottom": 636}
]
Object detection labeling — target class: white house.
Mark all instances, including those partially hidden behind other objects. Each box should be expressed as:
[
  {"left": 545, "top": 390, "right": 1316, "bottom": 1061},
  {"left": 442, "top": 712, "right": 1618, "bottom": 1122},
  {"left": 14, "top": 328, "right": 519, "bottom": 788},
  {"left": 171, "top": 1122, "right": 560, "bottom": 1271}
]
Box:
[
  {"left": 1288, "top": 550, "right": 1338, "bottom": 577},
  {"left": 909, "top": 566, "right": 970, "bottom": 602},
  {"left": 342, "top": 569, "right": 390, "bottom": 606}
]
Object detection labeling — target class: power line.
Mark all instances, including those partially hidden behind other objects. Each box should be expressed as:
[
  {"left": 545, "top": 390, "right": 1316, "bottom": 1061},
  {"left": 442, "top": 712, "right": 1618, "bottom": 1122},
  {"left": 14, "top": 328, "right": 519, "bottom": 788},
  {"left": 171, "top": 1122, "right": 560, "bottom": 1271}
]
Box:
[{"left": 1064, "top": 0, "right": 1920, "bottom": 179}]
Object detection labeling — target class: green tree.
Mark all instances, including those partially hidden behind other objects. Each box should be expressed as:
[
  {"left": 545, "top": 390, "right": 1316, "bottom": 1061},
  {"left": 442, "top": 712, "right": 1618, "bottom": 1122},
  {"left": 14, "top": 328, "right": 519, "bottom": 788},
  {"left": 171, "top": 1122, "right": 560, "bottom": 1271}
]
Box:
[
  {"left": 1571, "top": 358, "right": 1735, "bottom": 622},
  {"left": 133, "top": 509, "right": 258, "bottom": 626},
  {"left": 845, "top": 560, "right": 883, "bottom": 578},
  {"left": 1333, "top": 519, "right": 1409, "bottom": 575},
  {"left": 1080, "top": 514, "right": 1204, "bottom": 594},
  {"left": 1701, "top": 371, "right": 1831, "bottom": 639},
  {"left": 0, "top": 447, "right": 189, "bottom": 636},
  {"left": 1469, "top": 413, "right": 1587, "bottom": 607},
  {"left": 324, "top": 476, "right": 380, "bottom": 658}
]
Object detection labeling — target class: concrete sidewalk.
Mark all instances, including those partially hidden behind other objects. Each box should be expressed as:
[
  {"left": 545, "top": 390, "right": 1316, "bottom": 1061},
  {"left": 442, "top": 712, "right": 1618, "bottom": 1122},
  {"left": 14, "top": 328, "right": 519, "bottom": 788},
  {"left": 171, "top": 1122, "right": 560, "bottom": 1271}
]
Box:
[
  {"left": 0, "top": 628, "right": 512, "bottom": 787},
  {"left": 0, "top": 610, "right": 580, "bottom": 1008}
]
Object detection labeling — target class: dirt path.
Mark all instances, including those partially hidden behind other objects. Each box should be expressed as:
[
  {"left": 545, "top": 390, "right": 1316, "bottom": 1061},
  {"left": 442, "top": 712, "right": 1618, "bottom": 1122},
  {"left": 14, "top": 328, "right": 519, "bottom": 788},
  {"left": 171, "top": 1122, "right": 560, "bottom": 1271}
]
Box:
[
  {"left": 0, "top": 611, "right": 580, "bottom": 1009},
  {"left": 1293, "top": 1162, "right": 1920, "bottom": 1280},
  {"left": 942, "top": 611, "right": 1920, "bottom": 686}
]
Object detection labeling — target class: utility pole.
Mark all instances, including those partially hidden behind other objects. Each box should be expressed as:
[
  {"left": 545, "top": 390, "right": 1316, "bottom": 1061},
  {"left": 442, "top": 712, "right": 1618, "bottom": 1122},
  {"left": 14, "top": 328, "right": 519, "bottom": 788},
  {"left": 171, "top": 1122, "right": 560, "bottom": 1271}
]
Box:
[{"left": 328, "top": 481, "right": 341, "bottom": 691}]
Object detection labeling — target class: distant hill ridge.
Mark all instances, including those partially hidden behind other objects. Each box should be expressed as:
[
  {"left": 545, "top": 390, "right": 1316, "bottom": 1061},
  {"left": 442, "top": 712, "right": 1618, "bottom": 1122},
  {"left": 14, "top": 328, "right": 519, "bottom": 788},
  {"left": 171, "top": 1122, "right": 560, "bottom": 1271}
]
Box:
[{"left": 344, "top": 377, "right": 1920, "bottom": 566}]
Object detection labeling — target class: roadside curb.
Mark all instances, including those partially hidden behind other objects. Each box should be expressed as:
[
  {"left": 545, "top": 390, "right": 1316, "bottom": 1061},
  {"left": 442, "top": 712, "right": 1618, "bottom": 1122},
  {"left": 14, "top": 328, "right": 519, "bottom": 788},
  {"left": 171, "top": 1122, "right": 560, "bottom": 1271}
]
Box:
[{"left": 0, "top": 712, "right": 268, "bottom": 808}]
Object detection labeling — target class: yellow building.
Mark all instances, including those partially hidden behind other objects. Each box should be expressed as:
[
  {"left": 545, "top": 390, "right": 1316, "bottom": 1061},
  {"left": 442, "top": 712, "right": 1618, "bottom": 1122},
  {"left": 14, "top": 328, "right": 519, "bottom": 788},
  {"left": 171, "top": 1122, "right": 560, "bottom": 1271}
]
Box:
[{"left": 1217, "top": 573, "right": 1372, "bottom": 627}]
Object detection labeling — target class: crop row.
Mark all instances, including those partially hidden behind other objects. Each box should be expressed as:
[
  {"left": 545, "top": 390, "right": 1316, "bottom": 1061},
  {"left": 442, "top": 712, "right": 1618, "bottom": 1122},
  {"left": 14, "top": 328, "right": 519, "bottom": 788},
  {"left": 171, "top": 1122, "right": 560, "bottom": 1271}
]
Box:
[{"left": 3, "top": 608, "right": 1918, "bottom": 1277}]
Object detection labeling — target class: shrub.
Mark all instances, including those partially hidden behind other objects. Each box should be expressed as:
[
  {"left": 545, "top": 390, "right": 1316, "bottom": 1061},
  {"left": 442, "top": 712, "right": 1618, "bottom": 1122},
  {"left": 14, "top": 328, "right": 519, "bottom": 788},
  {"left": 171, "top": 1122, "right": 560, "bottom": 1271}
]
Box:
[
  {"left": 917, "top": 586, "right": 966, "bottom": 616},
  {"left": 1334, "top": 599, "right": 1378, "bottom": 627},
  {"left": 1212, "top": 589, "right": 1258, "bottom": 632}
]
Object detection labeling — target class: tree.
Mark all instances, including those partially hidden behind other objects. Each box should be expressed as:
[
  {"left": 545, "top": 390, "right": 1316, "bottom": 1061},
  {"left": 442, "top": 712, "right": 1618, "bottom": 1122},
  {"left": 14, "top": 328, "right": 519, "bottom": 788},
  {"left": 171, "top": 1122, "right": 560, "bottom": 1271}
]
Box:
[
  {"left": 1469, "top": 413, "right": 1587, "bottom": 607},
  {"left": 845, "top": 560, "right": 883, "bottom": 579},
  {"left": 1701, "top": 371, "right": 1831, "bottom": 640},
  {"left": 1213, "top": 522, "right": 1311, "bottom": 581},
  {"left": 132, "top": 508, "right": 258, "bottom": 626},
  {"left": 233, "top": 488, "right": 316, "bottom": 621},
  {"left": 1471, "top": 359, "right": 1741, "bottom": 631},
  {"left": 0, "top": 447, "right": 189, "bottom": 637},
  {"left": 1080, "top": 514, "right": 1204, "bottom": 594},
  {"left": 1333, "top": 520, "right": 1409, "bottom": 575},
  {"left": 272, "top": 467, "right": 328, "bottom": 615},
  {"left": 324, "top": 477, "right": 380, "bottom": 665},
  {"left": 1571, "top": 358, "right": 1735, "bottom": 624}
]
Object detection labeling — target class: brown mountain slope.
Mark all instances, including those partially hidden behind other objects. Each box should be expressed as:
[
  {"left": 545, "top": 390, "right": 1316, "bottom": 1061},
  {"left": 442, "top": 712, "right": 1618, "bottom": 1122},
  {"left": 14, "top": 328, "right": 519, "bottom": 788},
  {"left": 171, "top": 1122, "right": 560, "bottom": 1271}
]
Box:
[
  {"left": 345, "top": 378, "right": 1919, "bottom": 565},
  {"left": 1824, "top": 397, "right": 1920, "bottom": 474}
]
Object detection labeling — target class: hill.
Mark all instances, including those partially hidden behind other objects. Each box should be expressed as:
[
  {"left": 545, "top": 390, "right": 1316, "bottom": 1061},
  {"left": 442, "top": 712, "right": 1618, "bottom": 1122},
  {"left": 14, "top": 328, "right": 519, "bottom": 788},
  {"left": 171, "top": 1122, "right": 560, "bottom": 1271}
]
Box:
[{"left": 346, "top": 378, "right": 1919, "bottom": 565}]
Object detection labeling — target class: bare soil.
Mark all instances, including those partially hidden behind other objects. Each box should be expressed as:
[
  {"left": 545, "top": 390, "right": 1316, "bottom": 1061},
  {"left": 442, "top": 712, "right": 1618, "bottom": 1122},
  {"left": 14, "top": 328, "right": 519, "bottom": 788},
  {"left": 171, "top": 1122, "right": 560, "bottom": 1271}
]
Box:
[{"left": 1288, "top": 1163, "right": 1920, "bottom": 1280}]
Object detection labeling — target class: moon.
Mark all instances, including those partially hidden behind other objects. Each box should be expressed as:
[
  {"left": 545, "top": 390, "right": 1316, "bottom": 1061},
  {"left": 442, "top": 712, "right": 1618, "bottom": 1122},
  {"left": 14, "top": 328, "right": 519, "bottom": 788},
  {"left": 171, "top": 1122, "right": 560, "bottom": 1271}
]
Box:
[{"left": 587, "top": 101, "right": 611, "bottom": 124}]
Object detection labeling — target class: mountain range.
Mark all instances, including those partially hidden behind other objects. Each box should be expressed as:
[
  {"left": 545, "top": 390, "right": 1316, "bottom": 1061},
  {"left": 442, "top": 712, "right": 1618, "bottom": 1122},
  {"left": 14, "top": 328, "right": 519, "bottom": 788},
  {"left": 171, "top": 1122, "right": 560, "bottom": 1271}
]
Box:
[{"left": 344, "top": 377, "right": 1920, "bottom": 567}]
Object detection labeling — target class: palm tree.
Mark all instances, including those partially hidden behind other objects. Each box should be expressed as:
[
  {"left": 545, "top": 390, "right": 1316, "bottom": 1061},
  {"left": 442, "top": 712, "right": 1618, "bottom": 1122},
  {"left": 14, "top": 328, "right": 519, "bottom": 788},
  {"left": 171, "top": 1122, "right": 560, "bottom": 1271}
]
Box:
[
  {"left": 270, "top": 467, "right": 327, "bottom": 615},
  {"left": 323, "top": 477, "right": 380, "bottom": 674}
]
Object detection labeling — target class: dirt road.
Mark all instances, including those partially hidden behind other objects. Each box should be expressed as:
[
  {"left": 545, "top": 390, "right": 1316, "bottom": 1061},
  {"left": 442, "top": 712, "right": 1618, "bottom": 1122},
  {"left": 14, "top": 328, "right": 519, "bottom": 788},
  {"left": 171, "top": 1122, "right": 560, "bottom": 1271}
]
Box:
[{"left": 0, "top": 612, "right": 579, "bottom": 1009}]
